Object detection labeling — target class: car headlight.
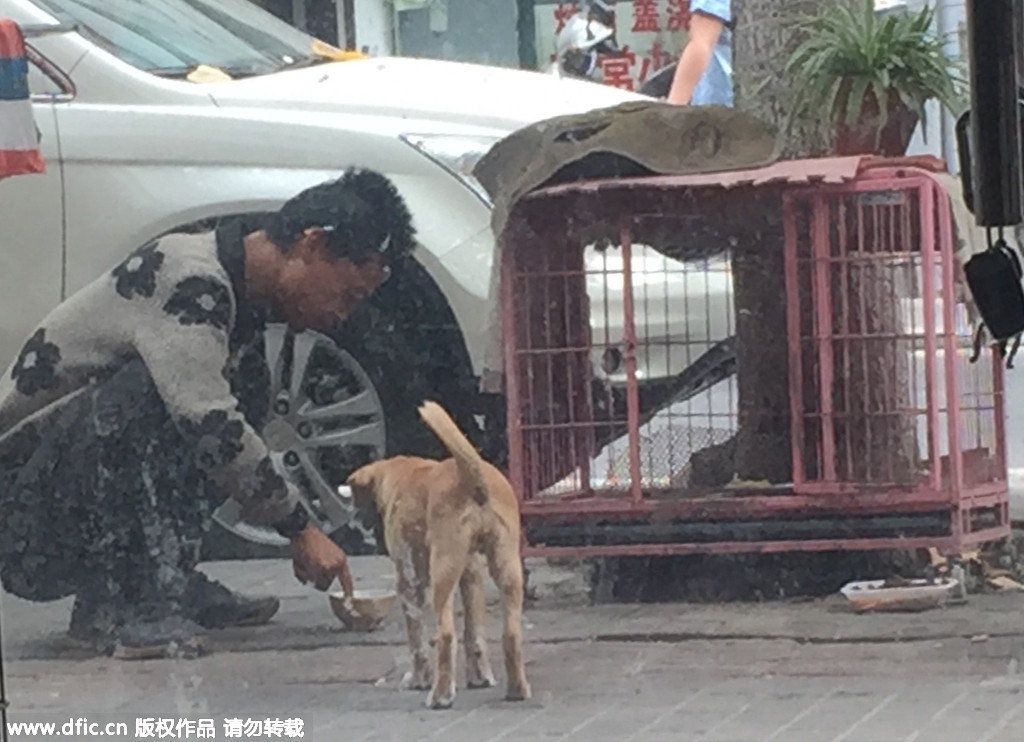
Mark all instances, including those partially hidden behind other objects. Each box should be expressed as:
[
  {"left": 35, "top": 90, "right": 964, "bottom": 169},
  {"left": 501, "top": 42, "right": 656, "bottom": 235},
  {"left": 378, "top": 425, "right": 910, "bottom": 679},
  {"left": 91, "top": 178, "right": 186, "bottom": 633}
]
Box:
[{"left": 400, "top": 134, "right": 502, "bottom": 206}]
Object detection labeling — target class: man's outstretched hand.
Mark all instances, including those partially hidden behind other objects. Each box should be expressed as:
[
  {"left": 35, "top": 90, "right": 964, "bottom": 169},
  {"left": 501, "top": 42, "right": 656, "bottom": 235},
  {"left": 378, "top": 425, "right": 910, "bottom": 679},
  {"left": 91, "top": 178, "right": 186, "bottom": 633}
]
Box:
[{"left": 291, "top": 525, "right": 355, "bottom": 596}]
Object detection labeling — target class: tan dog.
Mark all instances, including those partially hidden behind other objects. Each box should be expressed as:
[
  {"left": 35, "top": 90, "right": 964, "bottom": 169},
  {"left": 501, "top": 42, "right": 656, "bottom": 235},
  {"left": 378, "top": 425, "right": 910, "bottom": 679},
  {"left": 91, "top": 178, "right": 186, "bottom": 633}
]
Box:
[{"left": 346, "top": 401, "right": 531, "bottom": 709}]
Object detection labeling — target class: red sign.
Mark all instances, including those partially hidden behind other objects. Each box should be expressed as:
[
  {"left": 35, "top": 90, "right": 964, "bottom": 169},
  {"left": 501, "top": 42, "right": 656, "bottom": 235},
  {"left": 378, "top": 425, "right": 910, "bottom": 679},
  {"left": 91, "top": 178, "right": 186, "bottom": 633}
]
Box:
[{"left": 540, "top": 0, "right": 689, "bottom": 91}]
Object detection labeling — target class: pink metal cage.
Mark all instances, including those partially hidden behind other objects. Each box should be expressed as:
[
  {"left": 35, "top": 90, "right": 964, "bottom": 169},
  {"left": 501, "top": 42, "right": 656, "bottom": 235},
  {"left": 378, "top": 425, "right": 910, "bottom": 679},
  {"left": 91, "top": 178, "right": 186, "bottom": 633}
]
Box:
[{"left": 499, "top": 157, "right": 1010, "bottom": 559}]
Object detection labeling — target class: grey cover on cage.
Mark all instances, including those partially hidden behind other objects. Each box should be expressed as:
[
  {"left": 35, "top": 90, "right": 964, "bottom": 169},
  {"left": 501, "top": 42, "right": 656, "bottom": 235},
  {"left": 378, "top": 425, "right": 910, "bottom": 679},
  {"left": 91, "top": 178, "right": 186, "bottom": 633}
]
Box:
[{"left": 473, "top": 101, "right": 779, "bottom": 249}]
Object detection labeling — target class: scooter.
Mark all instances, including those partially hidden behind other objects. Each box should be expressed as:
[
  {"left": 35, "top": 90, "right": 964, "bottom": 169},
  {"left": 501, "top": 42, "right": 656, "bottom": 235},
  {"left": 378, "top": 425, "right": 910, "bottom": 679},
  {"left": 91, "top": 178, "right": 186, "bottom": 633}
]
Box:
[
  {"left": 638, "top": 62, "right": 678, "bottom": 98},
  {"left": 548, "top": 1, "right": 621, "bottom": 82}
]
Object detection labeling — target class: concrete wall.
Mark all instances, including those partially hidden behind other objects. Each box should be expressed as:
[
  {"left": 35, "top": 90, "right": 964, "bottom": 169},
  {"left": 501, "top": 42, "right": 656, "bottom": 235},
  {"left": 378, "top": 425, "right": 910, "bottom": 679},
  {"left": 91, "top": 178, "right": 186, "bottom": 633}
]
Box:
[
  {"left": 350, "top": 0, "right": 395, "bottom": 55},
  {"left": 393, "top": 0, "right": 519, "bottom": 67}
]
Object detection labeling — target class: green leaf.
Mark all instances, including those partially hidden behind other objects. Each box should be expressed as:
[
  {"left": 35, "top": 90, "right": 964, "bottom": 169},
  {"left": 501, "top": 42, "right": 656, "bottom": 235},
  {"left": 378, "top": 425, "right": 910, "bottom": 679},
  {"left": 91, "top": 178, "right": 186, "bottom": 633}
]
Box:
[
  {"left": 844, "top": 77, "right": 871, "bottom": 126},
  {"left": 782, "top": 0, "right": 960, "bottom": 139}
]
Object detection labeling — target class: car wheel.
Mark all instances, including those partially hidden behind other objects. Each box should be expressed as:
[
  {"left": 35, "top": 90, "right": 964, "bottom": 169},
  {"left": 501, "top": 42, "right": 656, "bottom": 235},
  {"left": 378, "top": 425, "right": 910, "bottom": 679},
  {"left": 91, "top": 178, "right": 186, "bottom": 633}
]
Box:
[{"left": 212, "top": 323, "right": 387, "bottom": 552}]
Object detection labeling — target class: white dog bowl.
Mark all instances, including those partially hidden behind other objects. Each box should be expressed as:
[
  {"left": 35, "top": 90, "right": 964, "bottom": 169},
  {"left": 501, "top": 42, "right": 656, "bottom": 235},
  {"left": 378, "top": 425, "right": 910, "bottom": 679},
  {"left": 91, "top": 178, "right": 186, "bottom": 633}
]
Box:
[{"left": 840, "top": 577, "right": 960, "bottom": 613}]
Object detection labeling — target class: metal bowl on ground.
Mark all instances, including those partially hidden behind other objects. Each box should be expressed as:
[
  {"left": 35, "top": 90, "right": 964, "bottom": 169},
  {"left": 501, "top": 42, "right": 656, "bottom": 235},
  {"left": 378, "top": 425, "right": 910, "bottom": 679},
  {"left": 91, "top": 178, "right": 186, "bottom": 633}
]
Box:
[{"left": 329, "top": 589, "right": 396, "bottom": 632}]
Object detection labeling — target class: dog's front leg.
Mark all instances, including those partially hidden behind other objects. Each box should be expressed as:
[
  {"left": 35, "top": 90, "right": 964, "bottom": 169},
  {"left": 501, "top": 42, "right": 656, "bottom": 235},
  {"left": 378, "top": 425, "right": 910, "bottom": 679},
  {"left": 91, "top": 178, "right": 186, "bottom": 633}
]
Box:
[
  {"left": 460, "top": 556, "right": 496, "bottom": 689},
  {"left": 396, "top": 556, "right": 431, "bottom": 691}
]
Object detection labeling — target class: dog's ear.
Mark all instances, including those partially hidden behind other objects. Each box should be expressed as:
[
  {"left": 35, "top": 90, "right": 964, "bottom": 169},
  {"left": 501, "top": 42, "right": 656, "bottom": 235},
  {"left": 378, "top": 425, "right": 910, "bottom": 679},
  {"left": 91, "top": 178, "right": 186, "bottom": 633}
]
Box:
[
  {"left": 346, "top": 467, "right": 367, "bottom": 490},
  {"left": 346, "top": 466, "right": 377, "bottom": 508}
]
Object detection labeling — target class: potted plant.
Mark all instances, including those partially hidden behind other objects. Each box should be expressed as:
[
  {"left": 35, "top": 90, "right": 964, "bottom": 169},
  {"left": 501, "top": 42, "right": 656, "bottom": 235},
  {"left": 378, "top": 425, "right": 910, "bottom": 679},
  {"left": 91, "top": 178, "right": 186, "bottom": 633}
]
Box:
[{"left": 784, "top": 0, "right": 964, "bottom": 157}]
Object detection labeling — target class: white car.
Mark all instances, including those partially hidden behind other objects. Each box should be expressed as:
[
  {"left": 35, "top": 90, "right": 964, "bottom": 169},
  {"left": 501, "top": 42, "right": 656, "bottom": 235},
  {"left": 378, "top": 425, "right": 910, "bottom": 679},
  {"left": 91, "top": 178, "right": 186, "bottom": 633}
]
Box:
[{"left": 0, "top": 0, "right": 733, "bottom": 548}]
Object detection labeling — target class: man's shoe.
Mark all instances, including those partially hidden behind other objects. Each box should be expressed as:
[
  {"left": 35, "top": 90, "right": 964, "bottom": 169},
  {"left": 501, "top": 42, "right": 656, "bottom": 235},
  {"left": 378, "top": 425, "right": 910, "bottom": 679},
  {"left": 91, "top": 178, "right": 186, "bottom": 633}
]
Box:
[
  {"left": 70, "top": 596, "right": 207, "bottom": 658},
  {"left": 183, "top": 571, "right": 280, "bottom": 629},
  {"left": 112, "top": 615, "right": 207, "bottom": 660},
  {"left": 68, "top": 596, "right": 120, "bottom": 651}
]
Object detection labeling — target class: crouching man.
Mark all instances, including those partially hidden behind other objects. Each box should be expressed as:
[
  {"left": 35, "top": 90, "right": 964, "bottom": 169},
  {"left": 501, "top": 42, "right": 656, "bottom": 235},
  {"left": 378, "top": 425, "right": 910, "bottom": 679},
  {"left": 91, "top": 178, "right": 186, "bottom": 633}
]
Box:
[{"left": 0, "top": 169, "right": 415, "bottom": 658}]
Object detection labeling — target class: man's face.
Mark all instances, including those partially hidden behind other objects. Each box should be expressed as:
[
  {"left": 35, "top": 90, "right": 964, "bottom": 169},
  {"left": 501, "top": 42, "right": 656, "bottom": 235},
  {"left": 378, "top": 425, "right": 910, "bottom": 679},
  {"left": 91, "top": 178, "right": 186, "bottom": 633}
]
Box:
[{"left": 277, "top": 229, "right": 391, "bottom": 333}]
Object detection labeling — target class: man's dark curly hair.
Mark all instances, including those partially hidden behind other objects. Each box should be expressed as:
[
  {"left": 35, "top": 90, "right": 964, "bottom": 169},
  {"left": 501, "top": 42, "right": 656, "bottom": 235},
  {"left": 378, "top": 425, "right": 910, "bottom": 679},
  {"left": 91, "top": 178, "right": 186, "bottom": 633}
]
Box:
[{"left": 266, "top": 168, "right": 416, "bottom": 263}]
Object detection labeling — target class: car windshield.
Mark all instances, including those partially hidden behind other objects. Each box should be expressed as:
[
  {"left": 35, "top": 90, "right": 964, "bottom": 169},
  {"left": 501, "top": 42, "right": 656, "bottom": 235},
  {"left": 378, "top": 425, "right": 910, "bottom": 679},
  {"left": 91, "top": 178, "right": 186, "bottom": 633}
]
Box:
[{"left": 32, "top": 0, "right": 316, "bottom": 76}]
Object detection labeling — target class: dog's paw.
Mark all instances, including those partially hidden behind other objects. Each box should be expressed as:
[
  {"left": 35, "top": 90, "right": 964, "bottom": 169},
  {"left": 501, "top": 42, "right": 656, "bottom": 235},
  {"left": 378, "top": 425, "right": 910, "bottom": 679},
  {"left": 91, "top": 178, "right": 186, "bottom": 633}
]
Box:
[
  {"left": 505, "top": 681, "right": 532, "bottom": 702},
  {"left": 400, "top": 671, "right": 431, "bottom": 691},
  {"left": 426, "top": 682, "right": 456, "bottom": 710},
  {"left": 466, "top": 674, "right": 497, "bottom": 690}
]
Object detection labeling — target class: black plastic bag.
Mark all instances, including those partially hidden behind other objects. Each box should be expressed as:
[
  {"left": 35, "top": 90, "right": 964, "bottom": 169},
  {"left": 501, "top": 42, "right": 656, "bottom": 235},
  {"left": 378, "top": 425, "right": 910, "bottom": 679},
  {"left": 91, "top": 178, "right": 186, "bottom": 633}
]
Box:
[{"left": 965, "top": 236, "right": 1024, "bottom": 367}]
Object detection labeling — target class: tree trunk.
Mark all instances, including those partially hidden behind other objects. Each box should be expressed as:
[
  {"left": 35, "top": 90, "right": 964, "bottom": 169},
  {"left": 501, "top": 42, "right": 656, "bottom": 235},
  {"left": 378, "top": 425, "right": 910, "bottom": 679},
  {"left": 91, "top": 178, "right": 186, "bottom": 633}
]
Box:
[
  {"left": 732, "top": 215, "right": 792, "bottom": 484},
  {"left": 729, "top": 0, "right": 864, "bottom": 484}
]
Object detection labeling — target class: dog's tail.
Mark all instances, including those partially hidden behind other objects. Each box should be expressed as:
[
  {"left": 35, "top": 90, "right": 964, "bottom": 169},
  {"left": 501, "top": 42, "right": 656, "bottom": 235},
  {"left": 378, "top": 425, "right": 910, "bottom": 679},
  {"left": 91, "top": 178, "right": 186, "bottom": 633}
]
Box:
[{"left": 418, "top": 400, "right": 489, "bottom": 506}]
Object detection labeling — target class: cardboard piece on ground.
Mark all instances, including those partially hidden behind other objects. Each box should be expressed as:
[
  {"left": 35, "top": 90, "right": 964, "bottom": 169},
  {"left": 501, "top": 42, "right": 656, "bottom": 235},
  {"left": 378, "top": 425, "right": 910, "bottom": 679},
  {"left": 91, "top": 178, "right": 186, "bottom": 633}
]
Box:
[
  {"left": 930, "top": 547, "right": 1024, "bottom": 592},
  {"left": 988, "top": 575, "right": 1024, "bottom": 592}
]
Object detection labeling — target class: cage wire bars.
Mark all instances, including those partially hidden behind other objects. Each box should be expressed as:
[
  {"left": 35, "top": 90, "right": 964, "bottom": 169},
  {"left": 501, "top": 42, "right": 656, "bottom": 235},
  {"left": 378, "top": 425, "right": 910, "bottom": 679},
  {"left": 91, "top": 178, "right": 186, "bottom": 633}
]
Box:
[{"left": 500, "top": 157, "right": 1009, "bottom": 558}]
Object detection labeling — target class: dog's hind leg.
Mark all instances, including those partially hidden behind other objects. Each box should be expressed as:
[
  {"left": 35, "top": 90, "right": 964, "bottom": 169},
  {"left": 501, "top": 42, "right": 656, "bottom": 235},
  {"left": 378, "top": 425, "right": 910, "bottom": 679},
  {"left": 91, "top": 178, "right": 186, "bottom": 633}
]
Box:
[
  {"left": 488, "top": 545, "right": 532, "bottom": 702},
  {"left": 396, "top": 551, "right": 431, "bottom": 691},
  {"left": 427, "top": 548, "right": 468, "bottom": 710},
  {"left": 460, "top": 555, "right": 496, "bottom": 689}
]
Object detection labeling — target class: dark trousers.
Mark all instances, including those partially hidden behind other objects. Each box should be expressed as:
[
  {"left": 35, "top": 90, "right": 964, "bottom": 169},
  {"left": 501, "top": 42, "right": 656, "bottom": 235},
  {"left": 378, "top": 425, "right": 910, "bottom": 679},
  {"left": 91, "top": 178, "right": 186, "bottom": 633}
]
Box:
[{"left": 0, "top": 360, "right": 212, "bottom": 622}]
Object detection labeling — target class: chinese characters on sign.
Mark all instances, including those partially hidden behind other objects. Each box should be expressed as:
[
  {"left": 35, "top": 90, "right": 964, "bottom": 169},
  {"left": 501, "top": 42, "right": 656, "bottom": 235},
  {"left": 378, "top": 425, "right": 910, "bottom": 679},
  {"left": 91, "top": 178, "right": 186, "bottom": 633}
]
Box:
[
  {"left": 598, "top": 39, "right": 676, "bottom": 91},
  {"left": 666, "top": 0, "right": 692, "bottom": 31},
  {"left": 632, "top": 0, "right": 660, "bottom": 32},
  {"left": 538, "top": 0, "right": 692, "bottom": 90},
  {"left": 133, "top": 717, "right": 305, "bottom": 738}
]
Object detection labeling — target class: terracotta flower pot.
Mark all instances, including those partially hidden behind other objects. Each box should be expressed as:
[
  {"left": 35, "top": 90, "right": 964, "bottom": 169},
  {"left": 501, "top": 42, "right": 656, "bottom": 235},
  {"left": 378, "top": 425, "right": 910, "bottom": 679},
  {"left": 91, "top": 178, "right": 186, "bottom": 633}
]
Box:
[{"left": 833, "top": 85, "right": 920, "bottom": 157}]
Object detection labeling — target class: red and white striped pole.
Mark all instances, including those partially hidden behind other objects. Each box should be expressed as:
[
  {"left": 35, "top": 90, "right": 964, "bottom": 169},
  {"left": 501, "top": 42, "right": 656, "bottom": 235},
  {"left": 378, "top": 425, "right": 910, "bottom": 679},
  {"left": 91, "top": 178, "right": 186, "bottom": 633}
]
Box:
[{"left": 0, "top": 18, "right": 44, "bottom": 179}]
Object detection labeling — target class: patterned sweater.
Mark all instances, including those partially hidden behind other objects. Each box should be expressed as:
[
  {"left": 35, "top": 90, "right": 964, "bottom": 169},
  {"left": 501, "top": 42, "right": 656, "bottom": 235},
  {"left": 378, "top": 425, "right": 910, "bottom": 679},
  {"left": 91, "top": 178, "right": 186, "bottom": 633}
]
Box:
[{"left": 0, "top": 226, "right": 298, "bottom": 526}]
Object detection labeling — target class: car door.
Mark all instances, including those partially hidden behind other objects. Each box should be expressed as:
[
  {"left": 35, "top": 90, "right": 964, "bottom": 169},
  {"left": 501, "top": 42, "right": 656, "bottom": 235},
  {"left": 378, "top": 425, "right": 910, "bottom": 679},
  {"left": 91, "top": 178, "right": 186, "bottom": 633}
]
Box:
[{"left": 0, "top": 47, "right": 67, "bottom": 369}]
